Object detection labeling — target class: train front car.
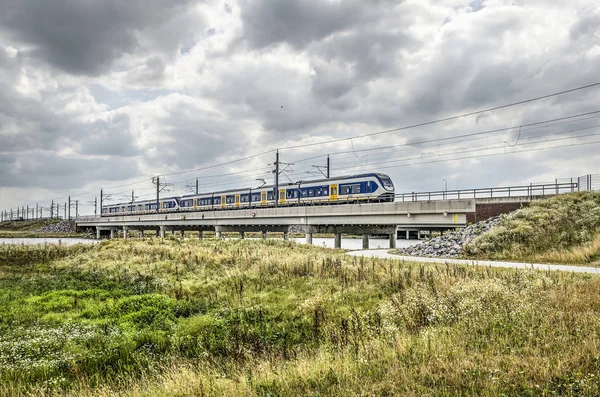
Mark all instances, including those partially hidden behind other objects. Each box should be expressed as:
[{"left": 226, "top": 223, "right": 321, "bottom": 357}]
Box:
[{"left": 375, "top": 173, "right": 395, "bottom": 202}]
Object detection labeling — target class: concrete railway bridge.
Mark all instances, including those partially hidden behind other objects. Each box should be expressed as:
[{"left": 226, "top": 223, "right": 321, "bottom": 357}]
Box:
[{"left": 76, "top": 200, "right": 474, "bottom": 249}]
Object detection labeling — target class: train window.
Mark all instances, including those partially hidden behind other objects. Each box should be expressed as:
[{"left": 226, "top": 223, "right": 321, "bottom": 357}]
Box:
[
  {"left": 308, "top": 189, "right": 315, "bottom": 197},
  {"left": 226, "top": 196, "right": 235, "bottom": 204},
  {"left": 341, "top": 186, "right": 351, "bottom": 195},
  {"left": 351, "top": 184, "right": 361, "bottom": 194},
  {"left": 213, "top": 197, "right": 221, "bottom": 205},
  {"left": 241, "top": 195, "right": 248, "bottom": 203},
  {"left": 267, "top": 191, "right": 274, "bottom": 200},
  {"left": 301, "top": 189, "right": 308, "bottom": 198},
  {"left": 252, "top": 193, "right": 261, "bottom": 202}
]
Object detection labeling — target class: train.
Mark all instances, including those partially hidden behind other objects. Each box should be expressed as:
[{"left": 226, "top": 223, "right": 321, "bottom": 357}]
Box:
[{"left": 101, "top": 173, "right": 395, "bottom": 216}]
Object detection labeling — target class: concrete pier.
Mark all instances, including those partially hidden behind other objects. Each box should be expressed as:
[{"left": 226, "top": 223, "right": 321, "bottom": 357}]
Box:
[
  {"left": 160, "top": 226, "right": 165, "bottom": 239},
  {"left": 181, "top": 230, "right": 185, "bottom": 239},
  {"left": 334, "top": 233, "right": 342, "bottom": 249},
  {"left": 305, "top": 233, "right": 313, "bottom": 245},
  {"left": 96, "top": 228, "right": 101, "bottom": 239},
  {"left": 283, "top": 231, "right": 289, "bottom": 241},
  {"left": 262, "top": 231, "right": 268, "bottom": 239},
  {"left": 216, "top": 231, "right": 222, "bottom": 239},
  {"left": 140, "top": 230, "right": 144, "bottom": 238},
  {"left": 198, "top": 230, "right": 203, "bottom": 240},
  {"left": 110, "top": 229, "right": 115, "bottom": 239},
  {"left": 240, "top": 231, "right": 245, "bottom": 240},
  {"left": 362, "top": 234, "right": 369, "bottom": 249},
  {"left": 389, "top": 233, "right": 397, "bottom": 249},
  {"left": 123, "top": 227, "right": 128, "bottom": 240}
]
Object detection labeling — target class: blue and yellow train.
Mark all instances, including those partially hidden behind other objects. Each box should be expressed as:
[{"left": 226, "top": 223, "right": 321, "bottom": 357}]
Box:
[{"left": 102, "top": 173, "right": 395, "bottom": 216}]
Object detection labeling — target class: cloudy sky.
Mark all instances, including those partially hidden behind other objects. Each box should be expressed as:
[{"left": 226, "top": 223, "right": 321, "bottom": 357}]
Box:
[{"left": 1, "top": 0, "right": 599, "bottom": 214}]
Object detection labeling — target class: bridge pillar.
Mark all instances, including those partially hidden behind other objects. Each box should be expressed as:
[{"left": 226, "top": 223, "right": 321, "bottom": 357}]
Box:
[
  {"left": 362, "top": 234, "right": 369, "bottom": 250},
  {"left": 262, "top": 231, "right": 268, "bottom": 239},
  {"left": 389, "top": 233, "right": 397, "bottom": 249},
  {"left": 283, "top": 231, "right": 289, "bottom": 241},
  {"left": 160, "top": 226, "right": 165, "bottom": 239},
  {"left": 123, "top": 227, "right": 129, "bottom": 240},
  {"left": 172, "top": 230, "right": 175, "bottom": 236},
  {"left": 181, "top": 230, "right": 185, "bottom": 239},
  {"left": 240, "top": 231, "right": 245, "bottom": 240},
  {"left": 406, "top": 230, "right": 410, "bottom": 240},
  {"left": 140, "top": 230, "right": 145, "bottom": 238},
  {"left": 334, "top": 233, "right": 342, "bottom": 249},
  {"left": 156, "top": 229, "right": 160, "bottom": 238},
  {"left": 110, "top": 229, "right": 116, "bottom": 239},
  {"left": 305, "top": 233, "right": 313, "bottom": 245},
  {"left": 96, "top": 227, "right": 101, "bottom": 240},
  {"left": 198, "top": 230, "right": 203, "bottom": 240},
  {"left": 216, "top": 231, "right": 222, "bottom": 239}
]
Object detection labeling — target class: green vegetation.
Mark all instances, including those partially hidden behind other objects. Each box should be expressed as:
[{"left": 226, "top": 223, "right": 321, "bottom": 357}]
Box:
[
  {"left": 1, "top": 239, "right": 600, "bottom": 396},
  {"left": 465, "top": 192, "right": 600, "bottom": 265},
  {"left": 0, "top": 219, "right": 89, "bottom": 238}
]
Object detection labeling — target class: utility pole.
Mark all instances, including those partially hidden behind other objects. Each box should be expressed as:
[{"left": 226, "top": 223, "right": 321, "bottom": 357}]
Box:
[
  {"left": 17, "top": 207, "right": 20, "bottom": 219},
  {"left": 100, "top": 189, "right": 103, "bottom": 218},
  {"left": 153, "top": 176, "right": 160, "bottom": 213},
  {"left": 75, "top": 200, "right": 79, "bottom": 219},
  {"left": 36, "top": 203, "right": 39, "bottom": 220},
  {"left": 94, "top": 197, "right": 97, "bottom": 217},
  {"left": 68, "top": 196, "right": 71, "bottom": 220},
  {"left": 26, "top": 205, "right": 29, "bottom": 220},
  {"left": 273, "top": 150, "right": 279, "bottom": 207},
  {"left": 327, "top": 155, "right": 330, "bottom": 179},
  {"left": 196, "top": 178, "right": 199, "bottom": 195}
]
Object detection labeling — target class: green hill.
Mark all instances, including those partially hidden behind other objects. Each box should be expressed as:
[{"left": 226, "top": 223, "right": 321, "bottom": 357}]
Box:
[{"left": 465, "top": 192, "right": 600, "bottom": 265}]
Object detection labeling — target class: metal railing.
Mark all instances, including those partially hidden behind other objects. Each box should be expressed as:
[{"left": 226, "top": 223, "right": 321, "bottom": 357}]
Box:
[{"left": 396, "top": 180, "right": 580, "bottom": 202}]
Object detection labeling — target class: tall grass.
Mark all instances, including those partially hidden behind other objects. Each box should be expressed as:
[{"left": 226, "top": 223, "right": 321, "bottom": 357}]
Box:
[
  {"left": 1, "top": 239, "right": 599, "bottom": 396},
  {"left": 465, "top": 192, "right": 600, "bottom": 265}
]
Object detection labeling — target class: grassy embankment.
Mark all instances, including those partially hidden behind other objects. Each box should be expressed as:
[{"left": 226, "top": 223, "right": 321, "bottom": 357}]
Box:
[
  {"left": 1, "top": 239, "right": 600, "bottom": 396},
  {"left": 465, "top": 192, "right": 600, "bottom": 266},
  {"left": 0, "top": 220, "right": 88, "bottom": 239}
]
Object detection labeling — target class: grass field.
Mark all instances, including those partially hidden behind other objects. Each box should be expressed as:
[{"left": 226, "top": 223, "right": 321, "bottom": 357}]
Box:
[
  {"left": 1, "top": 239, "right": 599, "bottom": 396},
  {"left": 465, "top": 192, "right": 600, "bottom": 266}
]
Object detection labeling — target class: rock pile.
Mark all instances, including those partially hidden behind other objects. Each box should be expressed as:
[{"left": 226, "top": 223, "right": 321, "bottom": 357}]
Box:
[
  {"left": 32, "top": 221, "right": 76, "bottom": 233},
  {"left": 396, "top": 216, "right": 502, "bottom": 258}
]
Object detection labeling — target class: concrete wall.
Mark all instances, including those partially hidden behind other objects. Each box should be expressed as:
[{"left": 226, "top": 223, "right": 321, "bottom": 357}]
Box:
[{"left": 467, "top": 201, "right": 530, "bottom": 223}]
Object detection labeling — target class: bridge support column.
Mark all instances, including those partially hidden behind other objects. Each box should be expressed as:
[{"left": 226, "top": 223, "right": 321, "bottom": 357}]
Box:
[
  {"left": 262, "top": 231, "right": 267, "bottom": 239},
  {"left": 283, "top": 231, "right": 289, "bottom": 241},
  {"left": 305, "top": 233, "right": 313, "bottom": 245},
  {"left": 198, "top": 231, "right": 203, "bottom": 240},
  {"left": 123, "top": 227, "right": 129, "bottom": 240},
  {"left": 140, "top": 230, "right": 145, "bottom": 238},
  {"left": 156, "top": 229, "right": 160, "bottom": 238},
  {"left": 96, "top": 228, "right": 101, "bottom": 239},
  {"left": 334, "top": 233, "right": 342, "bottom": 249},
  {"left": 362, "top": 234, "right": 369, "bottom": 250},
  {"left": 240, "top": 231, "right": 245, "bottom": 240},
  {"left": 389, "top": 233, "right": 397, "bottom": 249},
  {"left": 110, "top": 229, "right": 115, "bottom": 239},
  {"left": 172, "top": 230, "right": 175, "bottom": 236},
  {"left": 160, "top": 226, "right": 165, "bottom": 239},
  {"left": 181, "top": 230, "right": 185, "bottom": 239},
  {"left": 406, "top": 230, "right": 410, "bottom": 240},
  {"left": 216, "top": 231, "right": 222, "bottom": 239}
]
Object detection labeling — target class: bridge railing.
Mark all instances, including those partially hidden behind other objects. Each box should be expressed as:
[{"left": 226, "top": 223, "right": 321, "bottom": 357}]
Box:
[{"left": 395, "top": 180, "right": 580, "bottom": 202}]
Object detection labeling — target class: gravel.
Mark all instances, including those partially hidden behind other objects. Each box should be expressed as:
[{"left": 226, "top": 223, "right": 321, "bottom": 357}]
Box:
[
  {"left": 395, "top": 216, "right": 502, "bottom": 258},
  {"left": 31, "top": 221, "right": 76, "bottom": 233}
]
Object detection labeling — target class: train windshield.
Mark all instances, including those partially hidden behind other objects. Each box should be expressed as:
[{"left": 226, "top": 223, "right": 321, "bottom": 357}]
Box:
[{"left": 379, "top": 175, "right": 394, "bottom": 190}]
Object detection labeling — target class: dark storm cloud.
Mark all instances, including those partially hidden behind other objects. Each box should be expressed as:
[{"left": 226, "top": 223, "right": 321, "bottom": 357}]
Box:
[
  {"left": 0, "top": 0, "right": 198, "bottom": 75},
  {"left": 239, "top": 0, "right": 402, "bottom": 49}
]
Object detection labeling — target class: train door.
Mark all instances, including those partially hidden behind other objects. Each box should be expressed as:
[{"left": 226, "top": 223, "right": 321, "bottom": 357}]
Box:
[
  {"left": 194, "top": 198, "right": 197, "bottom": 210},
  {"left": 330, "top": 184, "right": 338, "bottom": 201},
  {"left": 235, "top": 194, "right": 240, "bottom": 207},
  {"left": 261, "top": 191, "right": 267, "bottom": 206},
  {"left": 279, "top": 189, "right": 286, "bottom": 205},
  {"left": 221, "top": 196, "right": 226, "bottom": 208}
]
